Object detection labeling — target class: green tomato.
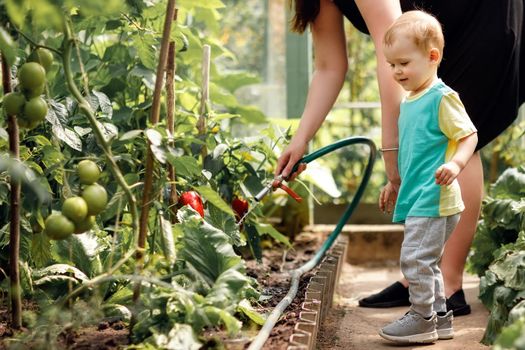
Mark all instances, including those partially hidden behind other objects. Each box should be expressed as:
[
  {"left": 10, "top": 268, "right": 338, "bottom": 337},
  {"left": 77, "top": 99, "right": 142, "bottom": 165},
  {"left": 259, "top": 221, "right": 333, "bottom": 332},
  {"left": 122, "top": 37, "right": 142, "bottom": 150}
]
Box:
[
  {"left": 74, "top": 215, "right": 96, "bottom": 234},
  {"left": 18, "top": 62, "right": 46, "bottom": 91},
  {"left": 23, "top": 84, "right": 45, "bottom": 98},
  {"left": 17, "top": 116, "right": 30, "bottom": 129},
  {"left": 17, "top": 115, "right": 40, "bottom": 130},
  {"left": 82, "top": 183, "right": 108, "bottom": 215},
  {"left": 45, "top": 213, "right": 75, "bottom": 240},
  {"left": 62, "top": 196, "right": 88, "bottom": 223},
  {"left": 3, "top": 92, "right": 26, "bottom": 116},
  {"left": 77, "top": 160, "right": 101, "bottom": 185},
  {"left": 28, "top": 48, "right": 53, "bottom": 72},
  {"left": 23, "top": 97, "right": 48, "bottom": 123}
]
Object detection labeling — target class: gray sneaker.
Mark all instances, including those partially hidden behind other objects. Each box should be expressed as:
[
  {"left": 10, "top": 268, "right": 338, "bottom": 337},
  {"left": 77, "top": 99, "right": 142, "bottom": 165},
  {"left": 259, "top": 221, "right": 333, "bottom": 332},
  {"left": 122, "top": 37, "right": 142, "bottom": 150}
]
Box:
[
  {"left": 437, "top": 310, "right": 454, "bottom": 339},
  {"left": 379, "top": 311, "right": 438, "bottom": 344}
]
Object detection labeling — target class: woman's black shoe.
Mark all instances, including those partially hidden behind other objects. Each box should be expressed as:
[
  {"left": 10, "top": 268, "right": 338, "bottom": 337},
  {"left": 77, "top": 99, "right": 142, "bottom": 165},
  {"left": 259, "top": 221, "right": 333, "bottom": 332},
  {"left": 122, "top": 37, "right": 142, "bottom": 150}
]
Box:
[
  {"left": 358, "top": 282, "right": 410, "bottom": 308},
  {"left": 358, "top": 283, "right": 472, "bottom": 317},
  {"left": 446, "top": 289, "right": 471, "bottom": 316}
]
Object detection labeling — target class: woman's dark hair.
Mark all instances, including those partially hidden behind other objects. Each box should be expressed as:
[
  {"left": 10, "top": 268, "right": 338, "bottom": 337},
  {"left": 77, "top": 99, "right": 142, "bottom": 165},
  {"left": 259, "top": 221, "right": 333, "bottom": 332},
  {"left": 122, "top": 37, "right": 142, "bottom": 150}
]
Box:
[{"left": 290, "top": 0, "right": 321, "bottom": 33}]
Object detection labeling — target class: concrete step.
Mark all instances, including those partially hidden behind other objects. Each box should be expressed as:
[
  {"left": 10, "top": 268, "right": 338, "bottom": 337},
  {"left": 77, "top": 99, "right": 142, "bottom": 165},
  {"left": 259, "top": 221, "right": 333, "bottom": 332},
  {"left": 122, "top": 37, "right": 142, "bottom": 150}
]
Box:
[{"left": 304, "top": 224, "right": 404, "bottom": 265}]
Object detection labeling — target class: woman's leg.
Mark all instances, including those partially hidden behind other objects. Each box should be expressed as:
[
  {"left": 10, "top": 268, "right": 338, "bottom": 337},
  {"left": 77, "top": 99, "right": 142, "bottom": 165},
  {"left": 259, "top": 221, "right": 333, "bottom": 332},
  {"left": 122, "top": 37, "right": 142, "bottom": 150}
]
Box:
[{"left": 441, "top": 151, "right": 483, "bottom": 297}]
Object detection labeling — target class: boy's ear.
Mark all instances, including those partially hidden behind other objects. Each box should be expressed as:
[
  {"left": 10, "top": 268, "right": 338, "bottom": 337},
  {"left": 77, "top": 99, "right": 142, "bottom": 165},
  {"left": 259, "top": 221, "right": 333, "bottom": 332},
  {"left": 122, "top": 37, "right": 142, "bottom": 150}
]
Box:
[{"left": 429, "top": 48, "right": 440, "bottom": 63}]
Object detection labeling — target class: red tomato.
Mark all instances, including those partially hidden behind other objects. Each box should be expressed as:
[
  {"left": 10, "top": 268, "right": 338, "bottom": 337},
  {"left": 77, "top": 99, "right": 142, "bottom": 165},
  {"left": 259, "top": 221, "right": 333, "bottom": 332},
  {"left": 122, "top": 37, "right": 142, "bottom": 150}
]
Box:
[
  {"left": 179, "top": 191, "right": 204, "bottom": 217},
  {"left": 232, "top": 197, "right": 249, "bottom": 219}
]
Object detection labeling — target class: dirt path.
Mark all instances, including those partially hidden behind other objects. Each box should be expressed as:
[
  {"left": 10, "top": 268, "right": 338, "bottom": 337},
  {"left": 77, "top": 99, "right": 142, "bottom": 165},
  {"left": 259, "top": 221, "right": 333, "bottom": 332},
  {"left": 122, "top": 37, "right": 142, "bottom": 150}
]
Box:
[{"left": 318, "top": 263, "right": 489, "bottom": 349}]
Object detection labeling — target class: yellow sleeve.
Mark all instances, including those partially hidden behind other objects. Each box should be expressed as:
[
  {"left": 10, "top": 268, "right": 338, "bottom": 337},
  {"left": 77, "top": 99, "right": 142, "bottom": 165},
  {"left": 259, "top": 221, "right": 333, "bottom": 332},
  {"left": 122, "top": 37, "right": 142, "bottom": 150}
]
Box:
[{"left": 438, "top": 92, "right": 477, "bottom": 141}]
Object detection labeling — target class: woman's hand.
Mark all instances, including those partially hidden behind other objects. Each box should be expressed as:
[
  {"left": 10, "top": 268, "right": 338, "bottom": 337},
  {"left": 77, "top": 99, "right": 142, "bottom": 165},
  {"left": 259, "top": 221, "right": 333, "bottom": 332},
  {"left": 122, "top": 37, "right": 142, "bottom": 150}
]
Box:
[
  {"left": 274, "top": 139, "right": 308, "bottom": 181},
  {"left": 379, "top": 181, "right": 398, "bottom": 214},
  {"left": 382, "top": 150, "right": 401, "bottom": 186}
]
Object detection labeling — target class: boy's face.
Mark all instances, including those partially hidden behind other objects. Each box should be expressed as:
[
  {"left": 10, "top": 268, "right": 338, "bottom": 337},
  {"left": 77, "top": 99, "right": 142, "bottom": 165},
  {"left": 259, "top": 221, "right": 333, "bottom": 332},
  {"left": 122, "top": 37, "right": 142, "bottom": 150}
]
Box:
[{"left": 384, "top": 35, "right": 438, "bottom": 95}]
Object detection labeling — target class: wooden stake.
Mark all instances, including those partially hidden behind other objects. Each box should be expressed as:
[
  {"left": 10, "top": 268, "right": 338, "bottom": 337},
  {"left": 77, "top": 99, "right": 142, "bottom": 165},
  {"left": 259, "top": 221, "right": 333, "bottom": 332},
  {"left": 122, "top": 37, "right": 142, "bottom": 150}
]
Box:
[
  {"left": 2, "top": 54, "right": 22, "bottom": 329},
  {"left": 166, "top": 38, "right": 178, "bottom": 222},
  {"left": 134, "top": 0, "right": 177, "bottom": 302}
]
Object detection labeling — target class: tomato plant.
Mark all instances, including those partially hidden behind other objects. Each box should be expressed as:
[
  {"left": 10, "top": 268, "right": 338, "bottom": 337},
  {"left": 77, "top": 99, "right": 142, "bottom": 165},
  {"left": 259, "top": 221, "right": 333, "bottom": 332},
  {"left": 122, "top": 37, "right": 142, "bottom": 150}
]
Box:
[{"left": 0, "top": 0, "right": 290, "bottom": 346}]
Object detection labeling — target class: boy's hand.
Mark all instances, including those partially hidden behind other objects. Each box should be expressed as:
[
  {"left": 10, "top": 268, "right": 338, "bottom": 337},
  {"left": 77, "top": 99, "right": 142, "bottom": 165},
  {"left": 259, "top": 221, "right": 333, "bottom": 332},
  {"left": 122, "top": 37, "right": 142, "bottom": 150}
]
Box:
[
  {"left": 379, "top": 181, "right": 398, "bottom": 214},
  {"left": 435, "top": 161, "right": 461, "bottom": 186}
]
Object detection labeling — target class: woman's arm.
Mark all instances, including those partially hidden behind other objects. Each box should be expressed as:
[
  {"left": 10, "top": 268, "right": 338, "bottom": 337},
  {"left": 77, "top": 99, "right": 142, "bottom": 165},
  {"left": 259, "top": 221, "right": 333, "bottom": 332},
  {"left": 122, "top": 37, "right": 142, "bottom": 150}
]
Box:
[
  {"left": 275, "top": 0, "right": 348, "bottom": 179},
  {"left": 354, "top": 0, "right": 404, "bottom": 185}
]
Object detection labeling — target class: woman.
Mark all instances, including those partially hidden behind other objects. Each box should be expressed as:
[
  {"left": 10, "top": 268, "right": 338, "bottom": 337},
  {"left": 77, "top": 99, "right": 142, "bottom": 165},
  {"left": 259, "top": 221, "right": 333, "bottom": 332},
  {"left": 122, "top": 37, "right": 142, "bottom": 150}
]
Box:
[{"left": 276, "top": 0, "right": 523, "bottom": 316}]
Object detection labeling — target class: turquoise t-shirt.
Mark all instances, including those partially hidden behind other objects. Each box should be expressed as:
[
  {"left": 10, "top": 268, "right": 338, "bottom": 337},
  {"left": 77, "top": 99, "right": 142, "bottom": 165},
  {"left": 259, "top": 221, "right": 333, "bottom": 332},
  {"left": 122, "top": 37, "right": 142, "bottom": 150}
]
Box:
[{"left": 393, "top": 79, "right": 477, "bottom": 223}]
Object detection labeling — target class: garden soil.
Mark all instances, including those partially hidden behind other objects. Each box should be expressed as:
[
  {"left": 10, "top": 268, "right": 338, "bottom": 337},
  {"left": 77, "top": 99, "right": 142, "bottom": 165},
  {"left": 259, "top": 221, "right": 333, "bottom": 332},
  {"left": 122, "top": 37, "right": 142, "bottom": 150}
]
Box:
[{"left": 318, "top": 264, "right": 490, "bottom": 350}]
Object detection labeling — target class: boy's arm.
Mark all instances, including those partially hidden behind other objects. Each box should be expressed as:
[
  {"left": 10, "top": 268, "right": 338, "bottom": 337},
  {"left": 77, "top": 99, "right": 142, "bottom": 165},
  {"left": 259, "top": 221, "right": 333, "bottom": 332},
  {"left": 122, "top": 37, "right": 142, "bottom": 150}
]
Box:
[
  {"left": 450, "top": 132, "right": 478, "bottom": 169},
  {"left": 435, "top": 132, "right": 478, "bottom": 185}
]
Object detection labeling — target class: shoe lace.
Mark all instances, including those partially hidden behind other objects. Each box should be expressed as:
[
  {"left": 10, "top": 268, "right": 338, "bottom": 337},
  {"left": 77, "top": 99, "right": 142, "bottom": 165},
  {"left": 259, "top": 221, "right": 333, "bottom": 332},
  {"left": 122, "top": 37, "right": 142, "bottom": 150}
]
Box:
[{"left": 398, "top": 312, "right": 419, "bottom": 326}]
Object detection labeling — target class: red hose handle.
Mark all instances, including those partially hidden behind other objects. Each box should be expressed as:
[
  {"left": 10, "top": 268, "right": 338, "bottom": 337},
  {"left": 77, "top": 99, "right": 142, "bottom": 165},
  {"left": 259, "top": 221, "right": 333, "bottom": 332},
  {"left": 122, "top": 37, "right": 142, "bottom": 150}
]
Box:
[{"left": 277, "top": 183, "right": 302, "bottom": 203}]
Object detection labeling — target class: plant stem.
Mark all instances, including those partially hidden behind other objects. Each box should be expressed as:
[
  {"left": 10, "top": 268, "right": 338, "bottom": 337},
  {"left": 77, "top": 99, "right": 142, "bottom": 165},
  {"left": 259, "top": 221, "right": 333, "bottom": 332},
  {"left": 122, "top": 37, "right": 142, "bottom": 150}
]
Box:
[
  {"left": 72, "top": 33, "right": 91, "bottom": 98},
  {"left": 61, "top": 20, "right": 139, "bottom": 245},
  {"left": 1, "top": 54, "right": 22, "bottom": 329},
  {"left": 134, "top": 0, "right": 177, "bottom": 302},
  {"left": 197, "top": 44, "right": 211, "bottom": 160},
  {"left": 12, "top": 24, "right": 62, "bottom": 55},
  {"left": 62, "top": 248, "right": 137, "bottom": 304}
]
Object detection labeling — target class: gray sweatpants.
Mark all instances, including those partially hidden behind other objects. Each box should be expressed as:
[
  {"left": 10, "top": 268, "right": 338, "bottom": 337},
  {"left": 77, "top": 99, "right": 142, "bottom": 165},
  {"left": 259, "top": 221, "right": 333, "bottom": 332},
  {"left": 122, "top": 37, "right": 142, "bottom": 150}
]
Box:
[{"left": 401, "top": 215, "right": 460, "bottom": 318}]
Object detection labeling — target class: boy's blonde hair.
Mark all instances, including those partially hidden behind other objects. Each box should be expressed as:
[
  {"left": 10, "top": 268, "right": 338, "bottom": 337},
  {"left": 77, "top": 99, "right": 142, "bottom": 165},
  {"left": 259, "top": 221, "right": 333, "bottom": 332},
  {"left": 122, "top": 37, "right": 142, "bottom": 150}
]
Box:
[{"left": 384, "top": 10, "right": 445, "bottom": 62}]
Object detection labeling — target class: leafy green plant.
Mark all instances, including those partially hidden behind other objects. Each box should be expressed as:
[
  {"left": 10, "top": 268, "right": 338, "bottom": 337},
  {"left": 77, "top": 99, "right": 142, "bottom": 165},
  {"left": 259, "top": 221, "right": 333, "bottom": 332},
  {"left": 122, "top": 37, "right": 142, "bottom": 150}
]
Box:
[
  {"left": 467, "top": 167, "right": 525, "bottom": 345},
  {"left": 130, "top": 207, "right": 260, "bottom": 344},
  {"left": 479, "top": 243, "right": 525, "bottom": 345},
  {"left": 467, "top": 167, "right": 525, "bottom": 276},
  {"left": 493, "top": 301, "right": 525, "bottom": 350}
]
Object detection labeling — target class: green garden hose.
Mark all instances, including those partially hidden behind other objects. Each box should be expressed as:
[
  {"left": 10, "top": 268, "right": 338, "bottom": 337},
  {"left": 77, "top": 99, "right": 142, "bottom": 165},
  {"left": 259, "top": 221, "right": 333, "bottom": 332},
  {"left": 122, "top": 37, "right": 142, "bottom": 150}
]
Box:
[{"left": 247, "top": 136, "right": 377, "bottom": 350}]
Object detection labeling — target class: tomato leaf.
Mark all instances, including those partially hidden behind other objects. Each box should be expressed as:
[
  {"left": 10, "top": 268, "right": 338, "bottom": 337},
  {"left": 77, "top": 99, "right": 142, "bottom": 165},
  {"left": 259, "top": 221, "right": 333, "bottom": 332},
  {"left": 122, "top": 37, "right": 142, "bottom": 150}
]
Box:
[
  {"left": 133, "top": 33, "right": 157, "bottom": 70},
  {"left": 31, "top": 233, "right": 52, "bottom": 268},
  {"left": 177, "top": 206, "right": 241, "bottom": 284},
  {"left": 207, "top": 203, "right": 243, "bottom": 246},
  {"left": 92, "top": 90, "right": 113, "bottom": 119},
  {"left": 254, "top": 222, "right": 291, "bottom": 247},
  {"left": 159, "top": 213, "right": 176, "bottom": 264},
  {"left": 151, "top": 324, "right": 202, "bottom": 350},
  {"left": 244, "top": 224, "right": 262, "bottom": 263},
  {"left": 237, "top": 299, "right": 266, "bottom": 325},
  {"left": 167, "top": 155, "right": 201, "bottom": 178},
  {"left": 119, "top": 129, "right": 143, "bottom": 141},
  {"left": 0, "top": 26, "right": 17, "bottom": 66},
  {"left": 193, "top": 185, "right": 234, "bottom": 216}
]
